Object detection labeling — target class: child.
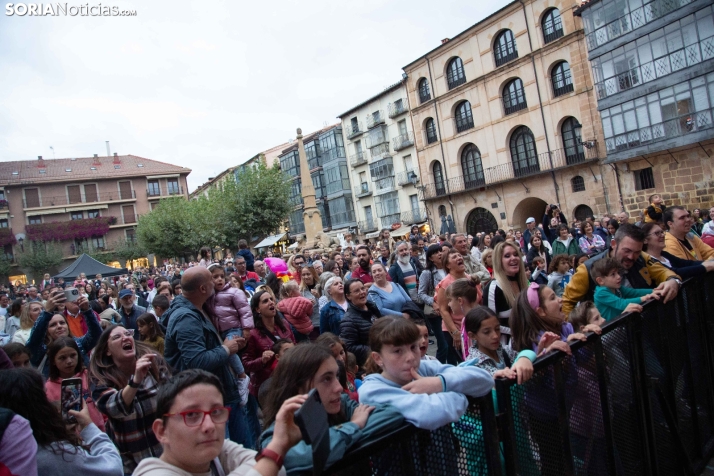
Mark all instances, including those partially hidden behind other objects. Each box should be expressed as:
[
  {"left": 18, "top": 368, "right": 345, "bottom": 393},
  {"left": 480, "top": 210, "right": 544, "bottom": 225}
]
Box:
[
  {"left": 151, "top": 294, "right": 170, "bottom": 322},
  {"left": 44, "top": 336, "right": 105, "bottom": 431},
  {"left": 412, "top": 317, "right": 438, "bottom": 361},
  {"left": 346, "top": 351, "right": 361, "bottom": 389},
  {"left": 206, "top": 264, "right": 252, "bottom": 405},
  {"left": 569, "top": 301, "right": 606, "bottom": 332},
  {"left": 481, "top": 249, "right": 494, "bottom": 277},
  {"left": 529, "top": 257, "right": 548, "bottom": 285},
  {"left": 592, "top": 258, "right": 656, "bottom": 321},
  {"left": 572, "top": 253, "right": 589, "bottom": 272},
  {"left": 446, "top": 277, "right": 483, "bottom": 358},
  {"left": 645, "top": 193, "right": 666, "bottom": 224},
  {"left": 3, "top": 342, "right": 31, "bottom": 368},
  {"left": 258, "top": 339, "right": 295, "bottom": 408},
  {"left": 460, "top": 306, "right": 536, "bottom": 383},
  {"left": 316, "top": 332, "right": 358, "bottom": 401},
  {"left": 546, "top": 254, "right": 572, "bottom": 297},
  {"left": 277, "top": 280, "right": 315, "bottom": 342},
  {"left": 136, "top": 313, "right": 165, "bottom": 355},
  {"left": 359, "top": 317, "right": 493, "bottom": 431}
]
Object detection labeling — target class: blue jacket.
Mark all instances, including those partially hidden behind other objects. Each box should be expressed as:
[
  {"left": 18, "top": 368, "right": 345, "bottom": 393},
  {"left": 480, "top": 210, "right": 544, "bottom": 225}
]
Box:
[
  {"left": 319, "top": 299, "right": 346, "bottom": 336},
  {"left": 163, "top": 296, "right": 239, "bottom": 404},
  {"left": 237, "top": 249, "right": 255, "bottom": 272},
  {"left": 119, "top": 304, "right": 147, "bottom": 337}
]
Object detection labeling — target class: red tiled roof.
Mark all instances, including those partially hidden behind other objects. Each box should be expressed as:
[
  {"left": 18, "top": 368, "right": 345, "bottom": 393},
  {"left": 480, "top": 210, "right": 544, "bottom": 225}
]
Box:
[{"left": 0, "top": 155, "right": 191, "bottom": 186}]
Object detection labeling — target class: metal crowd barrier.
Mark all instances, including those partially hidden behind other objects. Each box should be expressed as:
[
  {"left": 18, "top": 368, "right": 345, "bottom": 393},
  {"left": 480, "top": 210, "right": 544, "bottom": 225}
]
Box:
[{"left": 315, "top": 273, "right": 714, "bottom": 476}]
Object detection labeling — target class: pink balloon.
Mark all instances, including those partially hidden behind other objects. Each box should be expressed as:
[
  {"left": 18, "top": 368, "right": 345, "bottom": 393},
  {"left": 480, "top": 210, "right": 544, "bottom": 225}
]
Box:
[{"left": 264, "top": 257, "right": 288, "bottom": 273}]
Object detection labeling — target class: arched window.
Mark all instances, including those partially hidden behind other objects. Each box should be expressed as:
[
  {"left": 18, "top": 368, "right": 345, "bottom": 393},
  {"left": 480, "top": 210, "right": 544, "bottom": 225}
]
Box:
[
  {"left": 571, "top": 176, "right": 585, "bottom": 192},
  {"left": 455, "top": 101, "right": 474, "bottom": 133},
  {"left": 418, "top": 78, "right": 431, "bottom": 103},
  {"left": 503, "top": 79, "right": 527, "bottom": 115},
  {"left": 425, "top": 118, "right": 438, "bottom": 144},
  {"left": 510, "top": 126, "right": 539, "bottom": 177},
  {"left": 542, "top": 9, "right": 564, "bottom": 44},
  {"left": 494, "top": 30, "right": 518, "bottom": 66},
  {"left": 562, "top": 117, "right": 584, "bottom": 164},
  {"left": 446, "top": 57, "right": 466, "bottom": 90},
  {"left": 461, "top": 144, "right": 485, "bottom": 189},
  {"left": 438, "top": 205, "right": 447, "bottom": 217},
  {"left": 574, "top": 204, "right": 593, "bottom": 222},
  {"left": 433, "top": 161, "right": 446, "bottom": 196},
  {"left": 552, "top": 61, "right": 573, "bottom": 97}
]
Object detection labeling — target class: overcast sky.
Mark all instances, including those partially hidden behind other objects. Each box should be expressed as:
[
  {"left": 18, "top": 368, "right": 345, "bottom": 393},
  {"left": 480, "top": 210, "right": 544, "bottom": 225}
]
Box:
[{"left": 0, "top": 0, "right": 513, "bottom": 191}]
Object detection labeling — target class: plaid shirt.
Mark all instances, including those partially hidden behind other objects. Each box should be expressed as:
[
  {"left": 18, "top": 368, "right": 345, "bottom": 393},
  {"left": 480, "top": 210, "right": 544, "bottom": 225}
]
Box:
[
  {"left": 465, "top": 344, "right": 518, "bottom": 376},
  {"left": 93, "top": 372, "right": 166, "bottom": 473}
]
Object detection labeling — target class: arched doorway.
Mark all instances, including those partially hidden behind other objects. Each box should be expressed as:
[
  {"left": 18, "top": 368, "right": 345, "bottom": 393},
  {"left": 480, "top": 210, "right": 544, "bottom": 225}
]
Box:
[
  {"left": 466, "top": 208, "right": 499, "bottom": 236},
  {"left": 512, "top": 197, "right": 549, "bottom": 230},
  {"left": 574, "top": 204, "right": 594, "bottom": 222}
]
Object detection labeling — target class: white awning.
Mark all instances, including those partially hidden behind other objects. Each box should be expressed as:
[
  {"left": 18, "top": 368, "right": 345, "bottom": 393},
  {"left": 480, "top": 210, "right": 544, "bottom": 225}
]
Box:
[
  {"left": 255, "top": 233, "right": 287, "bottom": 248},
  {"left": 390, "top": 225, "right": 411, "bottom": 238}
]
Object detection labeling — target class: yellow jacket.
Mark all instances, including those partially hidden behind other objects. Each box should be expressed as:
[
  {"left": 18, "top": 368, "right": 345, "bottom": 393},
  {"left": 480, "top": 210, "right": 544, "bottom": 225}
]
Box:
[
  {"left": 664, "top": 232, "right": 714, "bottom": 261},
  {"left": 562, "top": 250, "right": 678, "bottom": 316}
]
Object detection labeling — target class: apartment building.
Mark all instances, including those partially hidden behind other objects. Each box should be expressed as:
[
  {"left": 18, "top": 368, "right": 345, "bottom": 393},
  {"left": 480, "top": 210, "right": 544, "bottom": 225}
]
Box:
[
  {"left": 403, "top": 0, "right": 610, "bottom": 234},
  {"left": 576, "top": 0, "right": 714, "bottom": 215},
  {"left": 338, "top": 81, "right": 427, "bottom": 239},
  {"left": 279, "top": 124, "right": 358, "bottom": 238},
  {"left": 0, "top": 154, "right": 190, "bottom": 263}
]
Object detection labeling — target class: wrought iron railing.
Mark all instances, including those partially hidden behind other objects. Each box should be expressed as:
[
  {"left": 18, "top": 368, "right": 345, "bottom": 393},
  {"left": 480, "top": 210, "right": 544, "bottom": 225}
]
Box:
[
  {"left": 495, "top": 41, "right": 519, "bottom": 66},
  {"left": 447, "top": 74, "right": 467, "bottom": 90},
  {"left": 345, "top": 122, "right": 363, "bottom": 139},
  {"left": 395, "top": 170, "right": 419, "bottom": 186},
  {"left": 605, "top": 107, "right": 713, "bottom": 155},
  {"left": 504, "top": 100, "right": 527, "bottom": 116},
  {"left": 553, "top": 82, "right": 574, "bottom": 97},
  {"left": 420, "top": 143, "right": 599, "bottom": 200},
  {"left": 366, "top": 111, "right": 386, "bottom": 129},
  {"left": 401, "top": 208, "right": 427, "bottom": 225},
  {"left": 456, "top": 116, "right": 474, "bottom": 133},
  {"left": 349, "top": 151, "right": 367, "bottom": 167},
  {"left": 373, "top": 177, "right": 396, "bottom": 194},
  {"left": 388, "top": 100, "right": 409, "bottom": 118},
  {"left": 379, "top": 213, "right": 401, "bottom": 229},
  {"left": 594, "top": 34, "right": 714, "bottom": 100},
  {"left": 369, "top": 143, "right": 391, "bottom": 161},
  {"left": 392, "top": 132, "right": 414, "bottom": 151},
  {"left": 354, "top": 183, "right": 372, "bottom": 198},
  {"left": 358, "top": 219, "right": 377, "bottom": 233},
  {"left": 23, "top": 189, "right": 137, "bottom": 208},
  {"left": 543, "top": 26, "right": 564, "bottom": 44}
]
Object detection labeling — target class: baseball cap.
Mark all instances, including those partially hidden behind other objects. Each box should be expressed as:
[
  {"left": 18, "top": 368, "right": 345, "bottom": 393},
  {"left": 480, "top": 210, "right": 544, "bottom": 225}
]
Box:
[
  {"left": 526, "top": 217, "right": 536, "bottom": 224},
  {"left": 118, "top": 289, "right": 134, "bottom": 299}
]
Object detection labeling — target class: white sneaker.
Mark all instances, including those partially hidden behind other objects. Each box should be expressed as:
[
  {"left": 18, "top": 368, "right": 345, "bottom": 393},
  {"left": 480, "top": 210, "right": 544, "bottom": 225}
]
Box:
[{"left": 237, "top": 376, "right": 250, "bottom": 407}]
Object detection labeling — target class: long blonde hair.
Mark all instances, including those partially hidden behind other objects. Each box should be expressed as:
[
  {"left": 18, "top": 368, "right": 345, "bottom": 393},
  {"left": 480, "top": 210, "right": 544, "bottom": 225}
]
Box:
[
  {"left": 492, "top": 241, "right": 529, "bottom": 307},
  {"left": 19, "top": 302, "right": 43, "bottom": 330}
]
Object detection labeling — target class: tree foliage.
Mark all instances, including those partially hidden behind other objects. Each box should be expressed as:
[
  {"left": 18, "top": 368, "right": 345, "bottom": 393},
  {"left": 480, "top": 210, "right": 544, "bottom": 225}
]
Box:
[
  {"left": 18, "top": 241, "right": 64, "bottom": 281},
  {"left": 0, "top": 255, "right": 13, "bottom": 281},
  {"left": 136, "top": 164, "right": 291, "bottom": 259},
  {"left": 111, "top": 239, "right": 148, "bottom": 264}
]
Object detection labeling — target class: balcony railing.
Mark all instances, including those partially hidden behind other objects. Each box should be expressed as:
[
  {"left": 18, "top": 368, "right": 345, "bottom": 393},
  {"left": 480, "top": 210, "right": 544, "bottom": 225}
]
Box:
[
  {"left": 366, "top": 111, "right": 385, "bottom": 129},
  {"left": 373, "top": 177, "right": 396, "bottom": 194},
  {"left": 421, "top": 143, "right": 599, "bottom": 200},
  {"left": 494, "top": 42, "right": 519, "bottom": 67},
  {"left": 379, "top": 213, "right": 401, "bottom": 228},
  {"left": 388, "top": 100, "right": 409, "bottom": 118},
  {"left": 23, "top": 189, "right": 136, "bottom": 208},
  {"left": 395, "top": 170, "right": 419, "bottom": 186},
  {"left": 456, "top": 117, "right": 474, "bottom": 133},
  {"left": 349, "top": 151, "right": 367, "bottom": 167},
  {"left": 605, "top": 107, "right": 713, "bottom": 156},
  {"left": 345, "top": 122, "right": 363, "bottom": 139},
  {"left": 553, "top": 82, "right": 574, "bottom": 98},
  {"left": 369, "top": 143, "right": 391, "bottom": 161},
  {"left": 504, "top": 100, "right": 528, "bottom": 116},
  {"left": 543, "top": 27, "right": 564, "bottom": 44},
  {"left": 594, "top": 34, "right": 714, "bottom": 100},
  {"left": 392, "top": 132, "right": 414, "bottom": 152},
  {"left": 401, "top": 208, "right": 428, "bottom": 225},
  {"left": 358, "top": 219, "right": 378, "bottom": 233},
  {"left": 354, "top": 183, "right": 372, "bottom": 198}
]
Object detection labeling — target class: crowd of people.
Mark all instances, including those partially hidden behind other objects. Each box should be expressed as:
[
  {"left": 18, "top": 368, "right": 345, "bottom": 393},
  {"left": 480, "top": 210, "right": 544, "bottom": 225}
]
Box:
[{"left": 0, "top": 200, "right": 713, "bottom": 475}]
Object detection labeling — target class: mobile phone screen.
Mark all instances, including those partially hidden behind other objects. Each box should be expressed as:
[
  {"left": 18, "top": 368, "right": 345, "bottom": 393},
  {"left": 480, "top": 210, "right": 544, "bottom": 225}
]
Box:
[{"left": 61, "top": 379, "right": 83, "bottom": 422}]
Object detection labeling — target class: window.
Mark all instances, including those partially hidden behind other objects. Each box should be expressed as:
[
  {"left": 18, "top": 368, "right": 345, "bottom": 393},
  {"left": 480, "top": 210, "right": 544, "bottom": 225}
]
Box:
[
  {"left": 572, "top": 176, "right": 586, "bottom": 192},
  {"left": 562, "top": 117, "right": 585, "bottom": 164},
  {"left": 87, "top": 210, "right": 100, "bottom": 219},
  {"left": 426, "top": 118, "right": 438, "bottom": 144},
  {"left": 494, "top": 30, "right": 518, "bottom": 66},
  {"left": 74, "top": 238, "right": 88, "bottom": 254},
  {"left": 280, "top": 150, "right": 300, "bottom": 177},
  {"left": 126, "top": 229, "right": 136, "bottom": 242},
  {"left": 67, "top": 185, "right": 82, "bottom": 204},
  {"left": 510, "top": 126, "right": 539, "bottom": 177},
  {"left": 84, "top": 184, "right": 98, "bottom": 202},
  {"left": 503, "top": 79, "right": 527, "bottom": 115},
  {"left": 70, "top": 211, "right": 83, "bottom": 220},
  {"left": 403, "top": 155, "right": 413, "bottom": 172},
  {"left": 574, "top": 204, "right": 594, "bottom": 222},
  {"left": 455, "top": 101, "right": 474, "bottom": 133},
  {"left": 446, "top": 57, "right": 466, "bottom": 90},
  {"left": 167, "top": 179, "right": 180, "bottom": 195},
  {"left": 28, "top": 216, "right": 41, "bottom": 225},
  {"left": 433, "top": 162, "right": 446, "bottom": 196},
  {"left": 0, "top": 219, "right": 7, "bottom": 228},
  {"left": 370, "top": 158, "right": 394, "bottom": 181},
  {"left": 118, "top": 181, "right": 133, "bottom": 200},
  {"left": 349, "top": 117, "right": 360, "bottom": 136},
  {"left": 419, "top": 78, "right": 431, "bottom": 102},
  {"left": 375, "top": 191, "right": 401, "bottom": 227},
  {"left": 148, "top": 180, "right": 160, "bottom": 196},
  {"left": 91, "top": 236, "right": 105, "bottom": 250},
  {"left": 24, "top": 188, "right": 40, "bottom": 208},
  {"left": 320, "top": 129, "right": 345, "bottom": 162},
  {"left": 634, "top": 167, "right": 655, "bottom": 191},
  {"left": 438, "top": 205, "right": 447, "bottom": 217},
  {"left": 122, "top": 205, "right": 136, "bottom": 224},
  {"left": 461, "top": 144, "right": 485, "bottom": 188},
  {"left": 552, "top": 62, "right": 574, "bottom": 97},
  {"left": 542, "top": 8, "right": 564, "bottom": 44}
]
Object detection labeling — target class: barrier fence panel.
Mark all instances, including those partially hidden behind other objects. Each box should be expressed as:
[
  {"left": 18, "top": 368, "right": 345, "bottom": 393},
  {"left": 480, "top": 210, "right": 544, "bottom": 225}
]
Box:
[{"left": 319, "top": 275, "right": 714, "bottom": 475}]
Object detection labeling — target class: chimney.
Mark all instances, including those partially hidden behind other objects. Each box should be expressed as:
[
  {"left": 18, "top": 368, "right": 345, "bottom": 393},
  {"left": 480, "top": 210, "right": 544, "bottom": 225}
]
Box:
[
  {"left": 93, "top": 154, "right": 101, "bottom": 166},
  {"left": 441, "top": 38, "right": 450, "bottom": 44},
  {"left": 37, "top": 155, "right": 45, "bottom": 168},
  {"left": 113, "top": 152, "right": 120, "bottom": 164}
]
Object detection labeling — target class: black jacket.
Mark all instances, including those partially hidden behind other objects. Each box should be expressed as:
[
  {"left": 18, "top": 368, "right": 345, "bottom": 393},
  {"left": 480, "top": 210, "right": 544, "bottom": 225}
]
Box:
[{"left": 339, "top": 301, "right": 382, "bottom": 366}]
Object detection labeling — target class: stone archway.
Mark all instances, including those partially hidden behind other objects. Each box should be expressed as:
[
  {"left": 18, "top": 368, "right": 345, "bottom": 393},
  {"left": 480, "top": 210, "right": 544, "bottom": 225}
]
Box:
[
  {"left": 574, "top": 204, "right": 594, "bottom": 222},
  {"left": 512, "top": 197, "right": 549, "bottom": 230},
  {"left": 466, "top": 207, "right": 499, "bottom": 236}
]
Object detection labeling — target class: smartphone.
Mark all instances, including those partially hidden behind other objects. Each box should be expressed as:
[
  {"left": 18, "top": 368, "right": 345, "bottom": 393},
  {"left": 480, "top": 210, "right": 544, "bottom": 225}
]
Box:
[
  {"left": 61, "top": 378, "right": 83, "bottom": 422},
  {"left": 294, "top": 388, "right": 330, "bottom": 474},
  {"left": 64, "top": 287, "right": 80, "bottom": 302}
]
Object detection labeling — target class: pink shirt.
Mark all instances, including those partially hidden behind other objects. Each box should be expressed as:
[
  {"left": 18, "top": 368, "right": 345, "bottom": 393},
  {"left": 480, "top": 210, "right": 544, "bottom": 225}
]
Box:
[{"left": 45, "top": 369, "right": 105, "bottom": 432}]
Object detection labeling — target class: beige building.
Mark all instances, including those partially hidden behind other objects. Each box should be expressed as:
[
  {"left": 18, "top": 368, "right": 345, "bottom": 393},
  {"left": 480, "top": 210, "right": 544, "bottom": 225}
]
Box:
[
  {"left": 0, "top": 154, "right": 190, "bottom": 266},
  {"left": 338, "top": 81, "right": 427, "bottom": 239},
  {"left": 403, "top": 0, "right": 611, "bottom": 234}
]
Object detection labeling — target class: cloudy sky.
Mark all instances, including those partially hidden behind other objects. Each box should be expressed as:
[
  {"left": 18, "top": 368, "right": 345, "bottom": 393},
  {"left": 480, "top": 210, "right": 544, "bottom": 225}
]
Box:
[{"left": 1, "top": 0, "right": 512, "bottom": 191}]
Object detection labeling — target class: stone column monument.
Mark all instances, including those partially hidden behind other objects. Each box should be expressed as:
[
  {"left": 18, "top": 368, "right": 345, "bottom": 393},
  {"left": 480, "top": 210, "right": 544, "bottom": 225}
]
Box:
[{"left": 297, "top": 128, "right": 322, "bottom": 244}]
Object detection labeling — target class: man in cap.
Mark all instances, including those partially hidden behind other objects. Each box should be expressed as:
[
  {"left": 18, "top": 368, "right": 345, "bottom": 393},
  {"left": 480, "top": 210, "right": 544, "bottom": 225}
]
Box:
[
  {"left": 118, "top": 288, "right": 147, "bottom": 336},
  {"left": 522, "top": 217, "right": 541, "bottom": 254}
]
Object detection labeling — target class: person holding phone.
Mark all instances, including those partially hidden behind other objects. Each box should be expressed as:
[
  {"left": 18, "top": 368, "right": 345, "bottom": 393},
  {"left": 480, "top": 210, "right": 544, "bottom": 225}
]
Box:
[
  {"left": 89, "top": 325, "right": 170, "bottom": 474},
  {"left": 260, "top": 344, "right": 404, "bottom": 474},
  {"left": 0, "top": 368, "right": 123, "bottom": 476},
  {"left": 25, "top": 292, "right": 102, "bottom": 378}
]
